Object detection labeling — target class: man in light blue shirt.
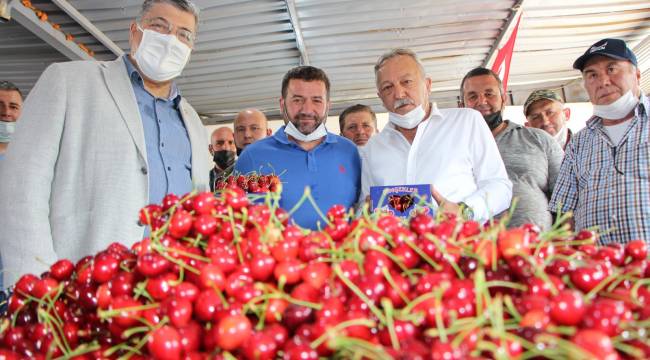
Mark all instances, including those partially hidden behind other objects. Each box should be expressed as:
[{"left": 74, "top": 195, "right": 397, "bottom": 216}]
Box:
[
  {"left": 235, "top": 66, "right": 361, "bottom": 229},
  {"left": 124, "top": 57, "right": 193, "bottom": 204}
]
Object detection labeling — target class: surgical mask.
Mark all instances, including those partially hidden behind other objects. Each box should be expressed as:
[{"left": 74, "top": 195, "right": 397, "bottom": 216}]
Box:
[
  {"left": 554, "top": 125, "right": 569, "bottom": 147},
  {"left": 593, "top": 90, "right": 639, "bottom": 120},
  {"left": 388, "top": 105, "right": 426, "bottom": 129},
  {"left": 213, "top": 150, "right": 235, "bottom": 170},
  {"left": 284, "top": 121, "right": 327, "bottom": 142},
  {"left": 134, "top": 26, "right": 191, "bottom": 82},
  {"left": 0, "top": 121, "right": 15, "bottom": 143},
  {"left": 482, "top": 111, "right": 504, "bottom": 131}
]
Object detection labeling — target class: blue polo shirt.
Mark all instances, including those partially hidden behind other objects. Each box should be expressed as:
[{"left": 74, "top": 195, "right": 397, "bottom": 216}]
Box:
[
  {"left": 234, "top": 126, "right": 361, "bottom": 229},
  {"left": 123, "top": 56, "right": 193, "bottom": 205}
]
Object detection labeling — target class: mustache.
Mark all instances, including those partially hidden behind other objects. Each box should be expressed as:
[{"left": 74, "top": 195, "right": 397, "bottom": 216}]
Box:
[{"left": 394, "top": 98, "right": 415, "bottom": 108}]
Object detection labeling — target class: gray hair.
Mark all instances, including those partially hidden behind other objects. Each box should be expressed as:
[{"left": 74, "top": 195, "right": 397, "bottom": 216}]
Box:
[
  {"left": 140, "top": 0, "right": 200, "bottom": 26},
  {"left": 0, "top": 81, "right": 22, "bottom": 99},
  {"left": 374, "top": 48, "right": 427, "bottom": 81}
]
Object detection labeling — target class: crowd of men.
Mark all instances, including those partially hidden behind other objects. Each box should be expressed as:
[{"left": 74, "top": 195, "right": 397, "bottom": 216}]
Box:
[{"left": 0, "top": 0, "right": 648, "bottom": 286}]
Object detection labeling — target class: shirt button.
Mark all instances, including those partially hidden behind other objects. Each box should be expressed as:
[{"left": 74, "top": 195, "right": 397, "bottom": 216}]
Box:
[
  {"left": 141, "top": 166, "right": 147, "bottom": 175},
  {"left": 167, "top": 166, "right": 171, "bottom": 171},
  {"left": 161, "top": 142, "right": 165, "bottom": 147}
]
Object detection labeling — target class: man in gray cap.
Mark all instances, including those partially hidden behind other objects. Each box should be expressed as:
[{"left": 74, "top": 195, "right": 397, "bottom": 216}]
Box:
[
  {"left": 524, "top": 89, "right": 572, "bottom": 150},
  {"left": 549, "top": 38, "right": 648, "bottom": 245}
]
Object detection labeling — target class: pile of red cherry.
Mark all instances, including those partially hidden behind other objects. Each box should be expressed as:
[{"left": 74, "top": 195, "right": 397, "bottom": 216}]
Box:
[
  {"left": 0, "top": 188, "right": 648, "bottom": 359},
  {"left": 215, "top": 173, "right": 281, "bottom": 194}
]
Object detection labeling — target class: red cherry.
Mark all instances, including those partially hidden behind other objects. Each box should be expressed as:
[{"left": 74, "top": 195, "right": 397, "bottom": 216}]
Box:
[
  {"left": 497, "top": 227, "right": 530, "bottom": 261},
  {"left": 571, "top": 329, "right": 617, "bottom": 360},
  {"left": 192, "top": 191, "right": 217, "bottom": 215},
  {"left": 215, "top": 314, "right": 252, "bottom": 351},
  {"left": 147, "top": 325, "right": 182, "bottom": 360},
  {"left": 161, "top": 193, "right": 181, "bottom": 211},
  {"left": 249, "top": 254, "right": 276, "bottom": 282},
  {"left": 137, "top": 252, "right": 171, "bottom": 277},
  {"left": 168, "top": 209, "right": 193, "bottom": 238},
  {"left": 626, "top": 240, "right": 647, "bottom": 261},
  {"left": 549, "top": 290, "right": 586, "bottom": 326},
  {"left": 163, "top": 297, "right": 193, "bottom": 328},
  {"left": 199, "top": 264, "right": 225, "bottom": 290},
  {"left": 49, "top": 259, "right": 74, "bottom": 281},
  {"left": 92, "top": 253, "right": 120, "bottom": 284},
  {"left": 193, "top": 214, "right": 218, "bottom": 237},
  {"left": 32, "top": 278, "right": 59, "bottom": 299},
  {"left": 139, "top": 204, "right": 163, "bottom": 225}
]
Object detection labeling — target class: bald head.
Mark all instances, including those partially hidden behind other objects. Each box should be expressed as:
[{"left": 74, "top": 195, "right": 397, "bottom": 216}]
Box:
[
  {"left": 210, "top": 127, "right": 236, "bottom": 153},
  {"left": 233, "top": 109, "right": 271, "bottom": 150}
]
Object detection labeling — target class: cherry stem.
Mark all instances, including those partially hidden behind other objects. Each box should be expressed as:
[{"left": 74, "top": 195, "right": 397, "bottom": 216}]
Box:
[
  {"left": 98, "top": 303, "right": 160, "bottom": 320},
  {"left": 380, "top": 298, "right": 400, "bottom": 350},
  {"left": 327, "top": 336, "right": 393, "bottom": 360},
  {"left": 403, "top": 238, "right": 442, "bottom": 271},
  {"left": 585, "top": 272, "right": 620, "bottom": 301},
  {"left": 333, "top": 265, "right": 386, "bottom": 325},
  {"left": 381, "top": 267, "right": 410, "bottom": 306},
  {"left": 372, "top": 245, "right": 416, "bottom": 283},
  {"left": 309, "top": 318, "right": 376, "bottom": 349},
  {"left": 423, "top": 234, "right": 465, "bottom": 279}
]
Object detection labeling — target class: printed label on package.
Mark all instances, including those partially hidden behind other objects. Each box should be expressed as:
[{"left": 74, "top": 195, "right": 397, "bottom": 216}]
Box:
[{"left": 369, "top": 184, "right": 433, "bottom": 218}]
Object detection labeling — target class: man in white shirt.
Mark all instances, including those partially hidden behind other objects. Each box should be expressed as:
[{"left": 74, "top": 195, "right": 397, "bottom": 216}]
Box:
[{"left": 360, "top": 48, "right": 512, "bottom": 222}]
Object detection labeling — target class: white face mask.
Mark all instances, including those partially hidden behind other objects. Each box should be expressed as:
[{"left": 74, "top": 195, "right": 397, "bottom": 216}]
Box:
[
  {"left": 284, "top": 121, "right": 327, "bottom": 142},
  {"left": 592, "top": 90, "right": 639, "bottom": 120},
  {"left": 134, "top": 27, "right": 191, "bottom": 82},
  {"left": 388, "top": 105, "right": 426, "bottom": 129},
  {"left": 553, "top": 125, "right": 569, "bottom": 148},
  {"left": 0, "top": 121, "right": 15, "bottom": 143}
]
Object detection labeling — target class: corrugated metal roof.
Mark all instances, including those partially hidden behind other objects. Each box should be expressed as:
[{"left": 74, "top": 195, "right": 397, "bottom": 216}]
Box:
[{"left": 1, "top": 0, "right": 649, "bottom": 124}]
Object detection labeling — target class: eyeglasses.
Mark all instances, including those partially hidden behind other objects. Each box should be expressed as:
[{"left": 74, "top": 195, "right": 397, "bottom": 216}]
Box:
[{"left": 140, "top": 17, "right": 195, "bottom": 46}]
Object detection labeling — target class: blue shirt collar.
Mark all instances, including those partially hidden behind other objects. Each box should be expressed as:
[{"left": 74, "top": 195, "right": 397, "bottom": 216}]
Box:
[
  {"left": 273, "top": 125, "right": 338, "bottom": 145},
  {"left": 122, "top": 55, "right": 181, "bottom": 105}
]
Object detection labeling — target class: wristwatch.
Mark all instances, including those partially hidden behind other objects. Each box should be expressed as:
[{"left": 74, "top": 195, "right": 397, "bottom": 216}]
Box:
[{"left": 458, "top": 202, "right": 474, "bottom": 220}]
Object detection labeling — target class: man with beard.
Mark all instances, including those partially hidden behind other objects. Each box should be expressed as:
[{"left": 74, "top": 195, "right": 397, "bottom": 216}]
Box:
[
  {"left": 234, "top": 66, "right": 360, "bottom": 229},
  {"left": 209, "top": 126, "right": 237, "bottom": 191},
  {"left": 361, "top": 49, "right": 512, "bottom": 223},
  {"left": 550, "top": 38, "right": 649, "bottom": 245},
  {"left": 524, "top": 89, "right": 573, "bottom": 150},
  {"left": 460, "top": 67, "right": 563, "bottom": 229}
]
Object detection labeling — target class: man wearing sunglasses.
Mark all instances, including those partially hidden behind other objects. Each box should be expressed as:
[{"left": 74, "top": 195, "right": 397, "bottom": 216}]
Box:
[{"left": 0, "top": 0, "right": 211, "bottom": 286}]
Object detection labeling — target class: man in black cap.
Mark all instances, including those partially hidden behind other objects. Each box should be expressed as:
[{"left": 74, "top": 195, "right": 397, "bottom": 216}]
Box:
[{"left": 549, "top": 38, "right": 648, "bottom": 245}]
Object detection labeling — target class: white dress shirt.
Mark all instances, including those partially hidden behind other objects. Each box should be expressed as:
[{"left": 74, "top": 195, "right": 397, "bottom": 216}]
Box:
[{"left": 360, "top": 104, "right": 512, "bottom": 222}]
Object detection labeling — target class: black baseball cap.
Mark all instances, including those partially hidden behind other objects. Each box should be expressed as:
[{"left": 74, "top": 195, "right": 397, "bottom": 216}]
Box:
[{"left": 573, "top": 38, "right": 637, "bottom": 71}]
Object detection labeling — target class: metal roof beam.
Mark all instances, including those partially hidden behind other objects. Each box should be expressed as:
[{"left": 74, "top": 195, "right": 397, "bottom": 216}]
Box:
[
  {"left": 10, "top": 0, "right": 93, "bottom": 61},
  {"left": 483, "top": 0, "right": 525, "bottom": 68},
  {"left": 285, "top": 0, "right": 310, "bottom": 65},
  {"left": 51, "top": 0, "right": 124, "bottom": 57}
]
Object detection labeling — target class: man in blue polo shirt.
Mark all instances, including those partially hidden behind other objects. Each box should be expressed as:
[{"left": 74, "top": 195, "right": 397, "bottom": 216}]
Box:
[{"left": 235, "top": 66, "right": 361, "bottom": 229}]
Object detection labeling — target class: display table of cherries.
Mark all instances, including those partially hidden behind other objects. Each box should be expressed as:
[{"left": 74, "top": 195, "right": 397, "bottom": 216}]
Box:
[{"left": 0, "top": 188, "right": 648, "bottom": 360}]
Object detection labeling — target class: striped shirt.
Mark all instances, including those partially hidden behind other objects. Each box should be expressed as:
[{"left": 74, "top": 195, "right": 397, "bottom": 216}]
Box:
[{"left": 549, "top": 93, "right": 650, "bottom": 245}]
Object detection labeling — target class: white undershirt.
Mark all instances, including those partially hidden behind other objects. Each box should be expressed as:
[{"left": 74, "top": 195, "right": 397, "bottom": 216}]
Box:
[
  {"left": 603, "top": 119, "right": 632, "bottom": 145},
  {"left": 359, "top": 105, "right": 513, "bottom": 222}
]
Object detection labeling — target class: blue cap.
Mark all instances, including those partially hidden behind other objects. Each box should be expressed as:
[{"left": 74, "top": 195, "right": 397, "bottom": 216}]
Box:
[{"left": 573, "top": 38, "right": 637, "bottom": 71}]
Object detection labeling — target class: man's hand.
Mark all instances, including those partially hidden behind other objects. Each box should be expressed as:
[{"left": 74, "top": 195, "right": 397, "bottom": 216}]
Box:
[{"left": 431, "top": 186, "right": 460, "bottom": 215}]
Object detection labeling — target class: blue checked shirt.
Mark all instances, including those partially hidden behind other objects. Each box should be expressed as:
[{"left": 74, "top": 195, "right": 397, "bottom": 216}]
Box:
[{"left": 549, "top": 93, "right": 650, "bottom": 245}]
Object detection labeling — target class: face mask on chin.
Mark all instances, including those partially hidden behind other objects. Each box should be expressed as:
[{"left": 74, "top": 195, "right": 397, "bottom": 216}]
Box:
[
  {"left": 282, "top": 105, "right": 328, "bottom": 142},
  {"left": 134, "top": 26, "right": 192, "bottom": 82},
  {"left": 592, "top": 90, "right": 639, "bottom": 120},
  {"left": 482, "top": 111, "right": 504, "bottom": 131},
  {"left": 0, "top": 121, "right": 15, "bottom": 143},
  {"left": 213, "top": 150, "right": 235, "bottom": 170},
  {"left": 388, "top": 104, "right": 426, "bottom": 129}
]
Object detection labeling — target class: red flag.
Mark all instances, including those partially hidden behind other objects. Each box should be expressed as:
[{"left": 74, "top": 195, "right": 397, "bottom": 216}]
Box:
[{"left": 491, "top": 13, "right": 522, "bottom": 93}]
